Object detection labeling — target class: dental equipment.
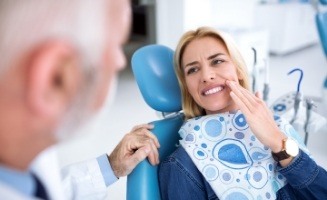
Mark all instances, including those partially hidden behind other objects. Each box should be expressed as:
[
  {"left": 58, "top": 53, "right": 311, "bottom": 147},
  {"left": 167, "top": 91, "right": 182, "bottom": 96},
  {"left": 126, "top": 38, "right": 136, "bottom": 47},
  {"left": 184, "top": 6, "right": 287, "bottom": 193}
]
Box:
[
  {"left": 263, "top": 59, "right": 270, "bottom": 103},
  {"left": 251, "top": 47, "right": 258, "bottom": 93},
  {"left": 288, "top": 68, "right": 303, "bottom": 125},
  {"left": 304, "top": 99, "right": 316, "bottom": 145}
]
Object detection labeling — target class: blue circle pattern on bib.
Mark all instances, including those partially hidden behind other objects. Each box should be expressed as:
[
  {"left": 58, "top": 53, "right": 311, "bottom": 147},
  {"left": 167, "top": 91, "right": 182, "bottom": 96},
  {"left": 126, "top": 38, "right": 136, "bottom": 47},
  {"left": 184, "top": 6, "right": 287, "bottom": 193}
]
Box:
[{"left": 232, "top": 113, "right": 249, "bottom": 131}]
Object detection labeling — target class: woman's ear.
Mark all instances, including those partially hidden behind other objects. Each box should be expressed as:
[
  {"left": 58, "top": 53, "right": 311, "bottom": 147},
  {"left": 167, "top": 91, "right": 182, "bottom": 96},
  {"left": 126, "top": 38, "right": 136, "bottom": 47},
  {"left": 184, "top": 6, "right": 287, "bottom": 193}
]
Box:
[{"left": 26, "top": 40, "right": 82, "bottom": 119}]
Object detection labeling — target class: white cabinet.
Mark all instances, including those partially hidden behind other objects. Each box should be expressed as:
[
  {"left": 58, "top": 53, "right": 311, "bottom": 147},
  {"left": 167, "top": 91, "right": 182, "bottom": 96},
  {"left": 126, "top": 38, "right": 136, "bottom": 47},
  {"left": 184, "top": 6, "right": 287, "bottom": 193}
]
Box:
[{"left": 255, "top": 3, "right": 318, "bottom": 55}]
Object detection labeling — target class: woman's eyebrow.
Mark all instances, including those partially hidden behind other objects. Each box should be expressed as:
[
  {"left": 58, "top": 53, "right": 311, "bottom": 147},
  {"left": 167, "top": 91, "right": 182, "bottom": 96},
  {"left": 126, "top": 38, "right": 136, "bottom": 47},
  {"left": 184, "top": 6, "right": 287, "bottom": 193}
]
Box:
[
  {"left": 184, "top": 53, "right": 225, "bottom": 68},
  {"left": 184, "top": 61, "right": 198, "bottom": 68},
  {"left": 207, "top": 53, "right": 224, "bottom": 60}
]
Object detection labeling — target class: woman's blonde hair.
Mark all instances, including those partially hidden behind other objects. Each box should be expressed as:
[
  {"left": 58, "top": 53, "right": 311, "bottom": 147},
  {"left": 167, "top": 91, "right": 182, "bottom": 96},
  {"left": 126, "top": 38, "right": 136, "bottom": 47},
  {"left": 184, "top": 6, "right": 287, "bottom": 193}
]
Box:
[{"left": 174, "top": 26, "right": 250, "bottom": 119}]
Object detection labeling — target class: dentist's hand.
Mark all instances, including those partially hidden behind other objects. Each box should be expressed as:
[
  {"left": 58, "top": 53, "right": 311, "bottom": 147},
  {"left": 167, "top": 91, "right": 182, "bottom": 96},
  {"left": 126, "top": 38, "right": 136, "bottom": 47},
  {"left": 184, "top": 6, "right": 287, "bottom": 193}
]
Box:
[
  {"left": 108, "top": 123, "right": 160, "bottom": 177},
  {"left": 226, "top": 80, "right": 285, "bottom": 153}
]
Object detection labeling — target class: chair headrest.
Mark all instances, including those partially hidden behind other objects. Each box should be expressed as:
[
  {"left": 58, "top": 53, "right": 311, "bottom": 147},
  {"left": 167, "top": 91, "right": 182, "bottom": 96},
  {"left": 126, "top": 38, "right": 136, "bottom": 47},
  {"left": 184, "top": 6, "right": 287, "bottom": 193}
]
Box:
[
  {"left": 316, "top": 12, "right": 327, "bottom": 56},
  {"left": 320, "top": 0, "right": 327, "bottom": 5},
  {"left": 131, "top": 44, "right": 182, "bottom": 112}
]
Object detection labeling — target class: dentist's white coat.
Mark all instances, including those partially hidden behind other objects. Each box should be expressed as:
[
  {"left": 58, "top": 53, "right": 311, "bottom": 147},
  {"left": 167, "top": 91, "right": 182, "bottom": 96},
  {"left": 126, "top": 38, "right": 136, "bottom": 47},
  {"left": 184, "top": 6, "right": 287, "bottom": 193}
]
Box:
[{"left": 0, "top": 146, "right": 108, "bottom": 200}]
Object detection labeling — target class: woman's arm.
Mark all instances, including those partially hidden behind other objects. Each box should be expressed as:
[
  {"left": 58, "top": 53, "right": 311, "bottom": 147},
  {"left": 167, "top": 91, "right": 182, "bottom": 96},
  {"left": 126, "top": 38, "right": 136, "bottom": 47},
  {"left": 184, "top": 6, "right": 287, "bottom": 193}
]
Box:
[{"left": 278, "top": 149, "right": 327, "bottom": 199}]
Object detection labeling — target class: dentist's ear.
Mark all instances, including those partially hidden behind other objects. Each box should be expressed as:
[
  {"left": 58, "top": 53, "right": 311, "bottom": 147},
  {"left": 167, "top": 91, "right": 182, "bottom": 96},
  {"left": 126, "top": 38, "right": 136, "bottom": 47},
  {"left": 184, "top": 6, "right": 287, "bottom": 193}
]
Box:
[{"left": 26, "top": 40, "right": 82, "bottom": 120}]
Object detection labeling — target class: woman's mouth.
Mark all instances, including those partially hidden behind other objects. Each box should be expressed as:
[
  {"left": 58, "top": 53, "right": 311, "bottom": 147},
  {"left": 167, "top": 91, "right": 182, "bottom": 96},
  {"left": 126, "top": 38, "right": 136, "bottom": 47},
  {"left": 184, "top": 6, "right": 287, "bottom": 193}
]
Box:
[{"left": 202, "top": 86, "right": 224, "bottom": 96}]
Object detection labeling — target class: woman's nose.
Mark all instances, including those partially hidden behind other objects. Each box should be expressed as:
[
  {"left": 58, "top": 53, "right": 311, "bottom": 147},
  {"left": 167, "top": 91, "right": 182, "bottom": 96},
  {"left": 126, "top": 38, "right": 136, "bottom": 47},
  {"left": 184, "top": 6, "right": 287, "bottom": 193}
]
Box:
[{"left": 201, "top": 67, "right": 215, "bottom": 83}]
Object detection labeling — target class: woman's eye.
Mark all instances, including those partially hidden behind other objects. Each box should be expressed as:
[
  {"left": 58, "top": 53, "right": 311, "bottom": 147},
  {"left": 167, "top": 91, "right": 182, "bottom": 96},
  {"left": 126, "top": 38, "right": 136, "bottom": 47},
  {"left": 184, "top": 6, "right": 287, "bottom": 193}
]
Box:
[
  {"left": 212, "top": 59, "right": 223, "bottom": 65},
  {"left": 186, "top": 67, "right": 198, "bottom": 75}
]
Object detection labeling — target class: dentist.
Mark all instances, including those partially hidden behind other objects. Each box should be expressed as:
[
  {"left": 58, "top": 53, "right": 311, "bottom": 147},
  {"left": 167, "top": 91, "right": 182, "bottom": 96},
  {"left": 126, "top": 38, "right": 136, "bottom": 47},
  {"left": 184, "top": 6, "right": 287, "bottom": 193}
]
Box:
[{"left": 0, "top": 0, "right": 159, "bottom": 199}]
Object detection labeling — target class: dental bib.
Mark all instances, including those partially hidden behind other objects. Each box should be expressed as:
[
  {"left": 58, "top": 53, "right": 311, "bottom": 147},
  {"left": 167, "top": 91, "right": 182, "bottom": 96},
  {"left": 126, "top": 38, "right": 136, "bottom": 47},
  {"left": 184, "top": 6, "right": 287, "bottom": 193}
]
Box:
[{"left": 179, "top": 110, "right": 309, "bottom": 200}]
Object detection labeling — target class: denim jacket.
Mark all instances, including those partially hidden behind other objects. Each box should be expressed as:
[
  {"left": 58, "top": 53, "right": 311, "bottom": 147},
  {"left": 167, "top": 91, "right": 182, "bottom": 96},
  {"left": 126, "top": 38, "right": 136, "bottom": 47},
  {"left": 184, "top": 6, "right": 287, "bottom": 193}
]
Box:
[{"left": 158, "top": 147, "right": 327, "bottom": 200}]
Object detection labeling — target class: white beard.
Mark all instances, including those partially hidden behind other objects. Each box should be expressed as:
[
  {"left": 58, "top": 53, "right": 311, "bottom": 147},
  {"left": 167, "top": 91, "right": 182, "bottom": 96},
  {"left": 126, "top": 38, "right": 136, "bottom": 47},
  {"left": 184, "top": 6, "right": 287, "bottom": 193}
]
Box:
[{"left": 54, "top": 75, "right": 118, "bottom": 142}]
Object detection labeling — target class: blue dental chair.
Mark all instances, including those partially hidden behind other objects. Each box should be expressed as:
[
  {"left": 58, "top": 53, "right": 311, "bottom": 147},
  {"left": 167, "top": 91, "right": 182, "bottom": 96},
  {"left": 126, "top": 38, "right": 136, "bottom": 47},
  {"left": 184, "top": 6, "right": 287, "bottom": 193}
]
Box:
[
  {"left": 315, "top": 0, "right": 327, "bottom": 57},
  {"left": 315, "top": 0, "right": 327, "bottom": 101},
  {"left": 126, "top": 45, "right": 184, "bottom": 200}
]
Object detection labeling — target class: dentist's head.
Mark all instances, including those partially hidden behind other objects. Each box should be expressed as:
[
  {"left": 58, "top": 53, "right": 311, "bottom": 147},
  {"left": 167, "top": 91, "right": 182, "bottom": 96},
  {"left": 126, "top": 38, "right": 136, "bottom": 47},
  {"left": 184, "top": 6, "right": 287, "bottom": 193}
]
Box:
[{"left": 0, "top": 0, "right": 131, "bottom": 170}]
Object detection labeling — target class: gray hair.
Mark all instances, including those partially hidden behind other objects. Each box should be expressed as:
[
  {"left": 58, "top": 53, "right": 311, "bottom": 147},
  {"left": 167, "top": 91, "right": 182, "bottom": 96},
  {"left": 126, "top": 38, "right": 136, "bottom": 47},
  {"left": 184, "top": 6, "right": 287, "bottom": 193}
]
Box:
[
  {"left": 0, "top": 0, "right": 115, "bottom": 140},
  {"left": 0, "top": 0, "right": 108, "bottom": 73}
]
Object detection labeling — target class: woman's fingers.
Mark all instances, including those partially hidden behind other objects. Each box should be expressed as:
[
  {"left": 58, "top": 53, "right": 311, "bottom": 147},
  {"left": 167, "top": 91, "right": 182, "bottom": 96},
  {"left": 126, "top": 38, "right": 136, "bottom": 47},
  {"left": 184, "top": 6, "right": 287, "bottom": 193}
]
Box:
[
  {"left": 255, "top": 91, "right": 262, "bottom": 99},
  {"left": 227, "top": 80, "right": 255, "bottom": 112},
  {"left": 227, "top": 80, "right": 284, "bottom": 149},
  {"left": 227, "top": 80, "right": 264, "bottom": 114},
  {"left": 229, "top": 91, "right": 251, "bottom": 116}
]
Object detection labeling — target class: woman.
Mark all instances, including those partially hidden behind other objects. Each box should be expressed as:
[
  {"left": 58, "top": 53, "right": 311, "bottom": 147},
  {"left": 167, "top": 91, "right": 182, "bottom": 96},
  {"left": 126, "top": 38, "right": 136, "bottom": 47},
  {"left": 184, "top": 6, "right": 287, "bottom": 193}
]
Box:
[{"left": 158, "top": 27, "right": 327, "bottom": 200}]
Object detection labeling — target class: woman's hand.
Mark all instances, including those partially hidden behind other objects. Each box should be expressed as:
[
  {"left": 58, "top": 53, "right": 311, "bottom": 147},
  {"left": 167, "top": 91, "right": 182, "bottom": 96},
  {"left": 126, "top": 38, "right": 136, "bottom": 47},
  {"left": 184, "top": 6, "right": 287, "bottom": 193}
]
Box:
[{"left": 226, "top": 80, "right": 285, "bottom": 152}]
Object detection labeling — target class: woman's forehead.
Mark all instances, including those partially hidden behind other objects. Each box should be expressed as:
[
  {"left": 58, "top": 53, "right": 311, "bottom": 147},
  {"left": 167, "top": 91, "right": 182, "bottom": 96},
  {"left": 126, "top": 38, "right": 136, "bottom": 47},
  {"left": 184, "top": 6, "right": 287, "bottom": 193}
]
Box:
[{"left": 182, "top": 37, "right": 228, "bottom": 63}]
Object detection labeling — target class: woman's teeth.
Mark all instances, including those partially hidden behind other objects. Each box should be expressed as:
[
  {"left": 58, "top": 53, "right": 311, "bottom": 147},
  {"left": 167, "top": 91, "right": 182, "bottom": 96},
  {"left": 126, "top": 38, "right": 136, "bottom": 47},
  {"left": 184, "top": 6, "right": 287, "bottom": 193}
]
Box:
[{"left": 204, "top": 86, "right": 223, "bottom": 95}]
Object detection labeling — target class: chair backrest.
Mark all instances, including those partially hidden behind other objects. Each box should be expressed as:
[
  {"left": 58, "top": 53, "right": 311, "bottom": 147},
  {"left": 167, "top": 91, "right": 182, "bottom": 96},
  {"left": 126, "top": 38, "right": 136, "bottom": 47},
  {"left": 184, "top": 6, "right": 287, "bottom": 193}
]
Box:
[
  {"left": 127, "top": 45, "right": 183, "bottom": 200},
  {"left": 316, "top": 0, "right": 327, "bottom": 57}
]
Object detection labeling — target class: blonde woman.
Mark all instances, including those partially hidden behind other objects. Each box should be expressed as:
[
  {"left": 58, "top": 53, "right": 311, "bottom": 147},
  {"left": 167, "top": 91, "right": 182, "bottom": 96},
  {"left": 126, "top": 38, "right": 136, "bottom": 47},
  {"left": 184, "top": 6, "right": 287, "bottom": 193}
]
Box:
[{"left": 158, "top": 27, "right": 327, "bottom": 200}]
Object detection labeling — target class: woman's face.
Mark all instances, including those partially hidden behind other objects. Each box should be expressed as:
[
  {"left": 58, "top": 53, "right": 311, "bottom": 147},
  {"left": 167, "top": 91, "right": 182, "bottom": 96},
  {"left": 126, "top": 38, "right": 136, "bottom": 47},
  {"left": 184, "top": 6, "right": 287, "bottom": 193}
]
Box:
[{"left": 182, "top": 36, "right": 241, "bottom": 115}]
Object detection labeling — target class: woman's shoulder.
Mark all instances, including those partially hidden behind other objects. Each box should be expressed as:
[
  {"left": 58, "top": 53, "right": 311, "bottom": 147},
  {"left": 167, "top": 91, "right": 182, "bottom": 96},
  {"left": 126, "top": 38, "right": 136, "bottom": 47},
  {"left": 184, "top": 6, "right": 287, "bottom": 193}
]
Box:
[
  {"left": 159, "top": 146, "right": 219, "bottom": 199},
  {"left": 161, "top": 146, "right": 193, "bottom": 165},
  {"left": 160, "top": 146, "right": 201, "bottom": 176}
]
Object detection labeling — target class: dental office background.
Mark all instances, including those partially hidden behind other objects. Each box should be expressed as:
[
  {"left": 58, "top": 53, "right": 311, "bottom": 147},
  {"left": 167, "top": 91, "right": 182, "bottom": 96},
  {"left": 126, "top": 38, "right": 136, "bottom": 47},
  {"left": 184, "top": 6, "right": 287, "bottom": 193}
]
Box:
[{"left": 56, "top": 0, "right": 327, "bottom": 199}]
